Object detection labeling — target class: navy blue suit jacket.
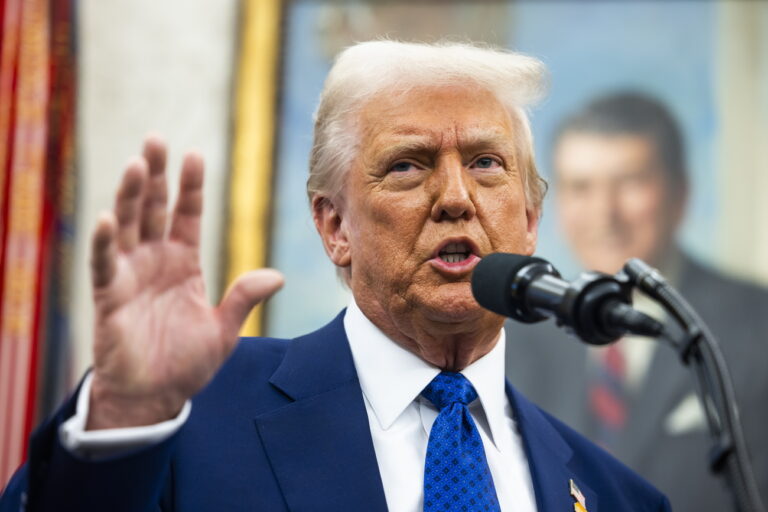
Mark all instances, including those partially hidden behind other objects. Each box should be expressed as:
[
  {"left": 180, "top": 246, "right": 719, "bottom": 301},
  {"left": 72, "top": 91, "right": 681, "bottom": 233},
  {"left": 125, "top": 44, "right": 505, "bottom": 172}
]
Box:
[{"left": 1, "top": 311, "right": 670, "bottom": 511}]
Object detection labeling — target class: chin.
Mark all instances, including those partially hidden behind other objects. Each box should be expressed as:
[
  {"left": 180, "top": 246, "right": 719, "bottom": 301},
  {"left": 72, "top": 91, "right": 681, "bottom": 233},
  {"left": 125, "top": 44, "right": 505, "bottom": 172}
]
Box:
[
  {"left": 415, "top": 282, "right": 486, "bottom": 324},
  {"left": 580, "top": 251, "right": 624, "bottom": 274}
]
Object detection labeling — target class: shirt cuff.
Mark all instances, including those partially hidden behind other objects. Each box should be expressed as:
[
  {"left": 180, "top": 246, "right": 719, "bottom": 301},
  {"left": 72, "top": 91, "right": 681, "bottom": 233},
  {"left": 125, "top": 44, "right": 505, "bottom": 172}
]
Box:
[{"left": 59, "top": 373, "right": 191, "bottom": 460}]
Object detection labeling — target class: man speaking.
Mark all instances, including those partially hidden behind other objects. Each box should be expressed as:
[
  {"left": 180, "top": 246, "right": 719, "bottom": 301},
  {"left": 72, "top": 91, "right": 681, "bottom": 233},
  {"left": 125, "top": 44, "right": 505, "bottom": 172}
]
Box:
[{"left": 1, "top": 41, "right": 670, "bottom": 511}]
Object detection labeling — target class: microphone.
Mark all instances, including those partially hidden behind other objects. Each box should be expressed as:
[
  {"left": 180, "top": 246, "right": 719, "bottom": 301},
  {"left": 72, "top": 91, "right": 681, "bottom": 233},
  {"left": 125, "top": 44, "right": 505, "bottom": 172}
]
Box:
[{"left": 471, "top": 253, "right": 664, "bottom": 345}]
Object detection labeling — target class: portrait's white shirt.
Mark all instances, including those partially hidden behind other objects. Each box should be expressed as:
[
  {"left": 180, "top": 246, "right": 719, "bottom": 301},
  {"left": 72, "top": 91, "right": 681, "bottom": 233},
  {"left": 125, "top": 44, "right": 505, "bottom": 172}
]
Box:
[
  {"left": 344, "top": 299, "right": 537, "bottom": 512},
  {"left": 61, "top": 301, "right": 537, "bottom": 512}
]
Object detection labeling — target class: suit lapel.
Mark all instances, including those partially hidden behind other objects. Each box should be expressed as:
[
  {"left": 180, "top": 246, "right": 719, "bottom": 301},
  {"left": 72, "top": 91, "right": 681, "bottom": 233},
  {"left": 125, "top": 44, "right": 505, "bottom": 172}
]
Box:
[
  {"left": 254, "top": 312, "right": 388, "bottom": 512},
  {"left": 508, "top": 381, "right": 599, "bottom": 512}
]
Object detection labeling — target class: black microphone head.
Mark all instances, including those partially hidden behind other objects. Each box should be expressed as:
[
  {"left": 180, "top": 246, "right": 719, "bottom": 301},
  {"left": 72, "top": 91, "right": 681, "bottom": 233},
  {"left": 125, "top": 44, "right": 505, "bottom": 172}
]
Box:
[{"left": 471, "top": 253, "right": 550, "bottom": 321}]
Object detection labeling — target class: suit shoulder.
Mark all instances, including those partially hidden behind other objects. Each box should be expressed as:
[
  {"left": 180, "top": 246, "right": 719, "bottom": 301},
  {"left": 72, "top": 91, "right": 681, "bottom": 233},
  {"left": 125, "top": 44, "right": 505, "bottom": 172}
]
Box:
[
  {"left": 683, "top": 258, "right": 768, "bottom": 304},
  {"left": 232, "top": 336, "right": 291, "bottom": 362},
  {"left": 222, "top": 335, "right": 290, "bottom": 372},
  {"left": 197, "top": 336, "right": 291, "bottom": 400}
]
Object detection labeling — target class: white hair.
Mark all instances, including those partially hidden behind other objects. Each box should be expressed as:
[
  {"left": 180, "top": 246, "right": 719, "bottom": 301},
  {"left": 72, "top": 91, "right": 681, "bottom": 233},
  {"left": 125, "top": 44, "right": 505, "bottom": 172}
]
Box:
[{"left": 307, "top": 39, "right": 549, "bottom": 211}]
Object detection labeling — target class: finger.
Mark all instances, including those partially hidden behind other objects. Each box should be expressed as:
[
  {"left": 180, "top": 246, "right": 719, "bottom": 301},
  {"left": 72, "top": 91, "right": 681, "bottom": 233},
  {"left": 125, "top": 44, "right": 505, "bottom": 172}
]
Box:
[
  {"left": 217, "top": 269, "right": 285, "bottom": 342},
  {"left": 140, "top": 135, "right": 168, "bottom": 241},
  {"left": 169, "top": 152, "right": 204, "bottom": 247},
  {"left": 115, "top": 158, "right": 148, "bottom": 251},
  {"left": 91, "top": 211, "right": 118, "bottom": 288}
]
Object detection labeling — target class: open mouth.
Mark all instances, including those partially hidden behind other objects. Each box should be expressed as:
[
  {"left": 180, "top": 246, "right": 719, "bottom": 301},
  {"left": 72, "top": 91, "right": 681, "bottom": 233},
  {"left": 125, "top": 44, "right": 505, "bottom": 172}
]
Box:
[{"left": 437, "top": 241, "right": 473, "bottom": 264}]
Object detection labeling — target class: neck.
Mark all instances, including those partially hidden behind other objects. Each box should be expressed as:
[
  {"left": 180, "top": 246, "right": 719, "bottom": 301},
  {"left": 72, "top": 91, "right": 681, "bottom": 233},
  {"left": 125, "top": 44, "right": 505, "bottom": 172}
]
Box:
[{"left": 353, "top": 295, "right": 503, "bottom": 372}]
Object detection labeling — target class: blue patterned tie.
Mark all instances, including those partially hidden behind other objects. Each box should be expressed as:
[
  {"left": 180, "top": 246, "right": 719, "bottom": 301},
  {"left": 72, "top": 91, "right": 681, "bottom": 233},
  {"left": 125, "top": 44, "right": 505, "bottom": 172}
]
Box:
[{"left": 421, "top": 372, "right": 501, "bottom": 512}]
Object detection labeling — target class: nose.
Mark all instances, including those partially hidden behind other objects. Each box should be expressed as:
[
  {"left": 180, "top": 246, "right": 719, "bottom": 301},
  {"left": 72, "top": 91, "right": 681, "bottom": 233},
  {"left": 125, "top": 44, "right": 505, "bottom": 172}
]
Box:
[
  {"left": 593, "top": 182, "right": 622, "bottom": 228},
  {"left": 430, "top": 157, "right": 476, "bottom": 222}
]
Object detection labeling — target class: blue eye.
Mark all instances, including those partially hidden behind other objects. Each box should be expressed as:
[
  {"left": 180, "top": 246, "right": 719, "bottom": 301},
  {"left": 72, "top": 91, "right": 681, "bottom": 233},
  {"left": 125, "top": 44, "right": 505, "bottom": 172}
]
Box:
[
  {"left": 390, "top": 161, "right": 416, "bottom": 173},
  {"left": 473, "top": 157, "right": 498, "bottom": 169}
]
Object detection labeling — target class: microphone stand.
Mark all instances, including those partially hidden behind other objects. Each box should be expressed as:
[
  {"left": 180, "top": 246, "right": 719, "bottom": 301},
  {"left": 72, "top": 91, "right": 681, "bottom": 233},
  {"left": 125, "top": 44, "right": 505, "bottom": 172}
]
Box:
[
  {"left": 471, "top": 251, "right": 763, "bottom": 510},
  {"left": 623, "top": 259, "right": 765, "bottom": 512}
]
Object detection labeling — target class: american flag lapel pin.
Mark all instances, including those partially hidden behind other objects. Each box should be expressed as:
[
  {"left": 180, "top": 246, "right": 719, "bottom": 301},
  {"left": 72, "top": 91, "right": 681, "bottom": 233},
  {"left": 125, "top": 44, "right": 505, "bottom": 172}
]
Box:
[{"left": 569, "top": 478, "right": 587, "bottom": 512}]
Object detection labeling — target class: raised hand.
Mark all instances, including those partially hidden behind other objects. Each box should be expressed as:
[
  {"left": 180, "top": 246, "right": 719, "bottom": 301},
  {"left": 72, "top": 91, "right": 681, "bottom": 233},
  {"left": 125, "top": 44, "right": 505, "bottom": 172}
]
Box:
[{"left": 87, "top": 136, "right": 283, "bottom": 429}]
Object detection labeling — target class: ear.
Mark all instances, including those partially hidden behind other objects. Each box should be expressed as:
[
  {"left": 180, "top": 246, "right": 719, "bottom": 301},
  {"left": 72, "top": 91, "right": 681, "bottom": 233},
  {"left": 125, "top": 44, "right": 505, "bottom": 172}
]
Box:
[
  {"left": 522, "top": 205, "right": 540, "bottom": 256},
  {"left": 312, "top": 195, "right": 352, "bottom": 268}
]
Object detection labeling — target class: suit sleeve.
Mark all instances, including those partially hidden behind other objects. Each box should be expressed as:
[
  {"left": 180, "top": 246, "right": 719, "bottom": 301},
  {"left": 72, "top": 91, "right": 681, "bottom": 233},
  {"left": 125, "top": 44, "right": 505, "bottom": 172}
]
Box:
[{"left": 0, "top": 380, "right": 178, "bottom": 512}]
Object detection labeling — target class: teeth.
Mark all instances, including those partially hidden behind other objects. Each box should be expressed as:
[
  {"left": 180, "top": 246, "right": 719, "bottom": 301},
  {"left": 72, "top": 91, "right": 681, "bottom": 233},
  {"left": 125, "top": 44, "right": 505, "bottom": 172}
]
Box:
[
  {"left": 438, "top": 241, "right": 473, "bottom": 264},
  {"left": 437, "top": 241, "right": 473, "bottom": 264},
  {"left": 443, "top": 242, "right": 468, "bottom": 253},
  {"left": 442, "top": 253, "right": 469, "bottom": 264}
]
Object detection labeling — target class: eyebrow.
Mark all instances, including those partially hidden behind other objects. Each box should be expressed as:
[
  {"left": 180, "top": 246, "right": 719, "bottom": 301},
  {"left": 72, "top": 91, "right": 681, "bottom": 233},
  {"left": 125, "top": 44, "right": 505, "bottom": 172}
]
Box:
[
  {"left": 457, "top": 129, "right": 515, "bottom": 153},
  {"left": 373, "top": 126, "right": 515, "bottom": 162},
  {"left": 371, "top": 131, "right": 442, "bottom": 164}
]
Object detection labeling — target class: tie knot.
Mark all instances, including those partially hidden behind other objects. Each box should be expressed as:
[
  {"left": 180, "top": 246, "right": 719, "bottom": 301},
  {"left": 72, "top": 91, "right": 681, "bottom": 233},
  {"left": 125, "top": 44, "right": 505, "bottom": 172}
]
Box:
[{"left": 421, "top": 372, "right": 477, "bottom": 410}]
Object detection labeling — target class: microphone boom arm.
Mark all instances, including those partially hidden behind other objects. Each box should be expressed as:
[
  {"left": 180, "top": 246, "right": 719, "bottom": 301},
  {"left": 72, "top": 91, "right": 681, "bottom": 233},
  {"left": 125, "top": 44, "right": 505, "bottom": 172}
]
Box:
[{"left": 624, "top": 258, "right": 765, "bottom": 512}]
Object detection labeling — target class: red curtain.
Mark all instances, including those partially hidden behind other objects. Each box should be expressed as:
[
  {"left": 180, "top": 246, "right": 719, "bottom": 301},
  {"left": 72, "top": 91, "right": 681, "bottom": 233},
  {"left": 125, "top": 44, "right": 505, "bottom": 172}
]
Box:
[{"left": 0, "top": 0, "right": 76, "bottom": 487}]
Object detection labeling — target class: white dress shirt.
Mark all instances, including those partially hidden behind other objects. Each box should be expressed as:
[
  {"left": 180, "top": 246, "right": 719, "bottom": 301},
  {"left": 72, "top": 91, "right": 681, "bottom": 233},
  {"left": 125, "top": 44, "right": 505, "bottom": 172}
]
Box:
[
  {"left": 344, "top": 299, "right": 536, "bottom": 512},
  {"left": 59, "top": 373, "right": 191, "bottom": 458},
  {"left": 61, "top": 301, "right": 537, "bottom": 511}
]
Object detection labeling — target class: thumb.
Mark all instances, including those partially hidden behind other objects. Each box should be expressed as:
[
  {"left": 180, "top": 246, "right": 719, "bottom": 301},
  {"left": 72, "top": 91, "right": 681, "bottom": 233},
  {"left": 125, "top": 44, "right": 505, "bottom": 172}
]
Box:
[{"left": 218, "top": 269, "right": 284, "bottom": 342}]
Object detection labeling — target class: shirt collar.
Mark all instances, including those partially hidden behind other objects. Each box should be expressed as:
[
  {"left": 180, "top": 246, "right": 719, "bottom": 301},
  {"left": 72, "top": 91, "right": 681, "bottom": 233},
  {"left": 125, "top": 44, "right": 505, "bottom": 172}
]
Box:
[{"left": 344, "top": 298, "right": 509, "bottom": 450}]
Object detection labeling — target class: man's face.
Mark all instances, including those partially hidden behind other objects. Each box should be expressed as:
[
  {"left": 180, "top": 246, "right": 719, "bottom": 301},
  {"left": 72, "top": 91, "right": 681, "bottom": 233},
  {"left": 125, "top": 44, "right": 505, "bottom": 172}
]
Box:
[
  {"left": 329, "top": 85, "right": 537, "bottom": 327},
  {"left": 555, "top": 132, "right": 684, "bottom": 274}
]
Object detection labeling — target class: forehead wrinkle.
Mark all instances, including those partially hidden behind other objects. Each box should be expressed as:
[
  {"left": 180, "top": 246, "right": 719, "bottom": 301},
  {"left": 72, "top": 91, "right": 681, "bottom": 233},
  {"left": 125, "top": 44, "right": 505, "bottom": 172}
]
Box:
[
  {"left": 389, "top": 124, "right": 440, "bottom": 138},
  {"left": 370, "top": 129, "right": 444, "bottom": 162},
  {"left": 375, "top": 125, "right": 513, "bottom": 155},
  {"left": 455, "top": 126, "right": 515, "bottom": 153}
]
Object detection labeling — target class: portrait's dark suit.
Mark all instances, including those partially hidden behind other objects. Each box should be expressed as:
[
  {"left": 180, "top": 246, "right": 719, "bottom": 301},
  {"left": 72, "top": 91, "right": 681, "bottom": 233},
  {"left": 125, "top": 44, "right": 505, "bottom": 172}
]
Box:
[
  {"left": 505, "top": 255, "right": 768, "bottom": 512},
  {"left": 2, "top": 311, "right": 670, "bottom": 512}
]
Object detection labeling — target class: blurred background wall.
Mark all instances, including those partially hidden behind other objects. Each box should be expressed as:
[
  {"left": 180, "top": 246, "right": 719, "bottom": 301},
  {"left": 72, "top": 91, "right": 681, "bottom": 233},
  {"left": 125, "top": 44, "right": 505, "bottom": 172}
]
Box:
[{"left": 73, "top": 0, "right": 239, "bottom": 375}]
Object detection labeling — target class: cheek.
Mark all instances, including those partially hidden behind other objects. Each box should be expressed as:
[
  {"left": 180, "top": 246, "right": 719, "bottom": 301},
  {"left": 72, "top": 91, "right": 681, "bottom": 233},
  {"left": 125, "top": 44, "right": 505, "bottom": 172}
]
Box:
[
  {"left": 479, "top": 186, "right": 529, "bottom": 246},
  {"left": 349, "top": 194, "right": 428, "bottom": 265},
  {"left": 560, "top": 222, "right": 584, "bottom": 251},
  {"left": 557, "top": 193, "right": 593, "bottom": 230},
  {"left": 621, "top": 188, "right": 666, "bottom": 228},
  {"left": 558, "top": 200, "right": 585, "bottom": 234},
  {"left": 366, "top": 193, "right": 430, "bottom": 241},
  {"left": 370, "top": 194, "right": 423, "bottom": 223}
]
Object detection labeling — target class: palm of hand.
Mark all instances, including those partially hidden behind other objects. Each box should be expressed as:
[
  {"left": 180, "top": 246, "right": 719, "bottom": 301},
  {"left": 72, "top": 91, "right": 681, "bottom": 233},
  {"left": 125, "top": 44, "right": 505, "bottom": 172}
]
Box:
[
  {"left": 94, "top": 242, "right": 220, "bottom": 404},
  {"left": 88, "top": 138, "right": 283, "bottom": 429}
]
